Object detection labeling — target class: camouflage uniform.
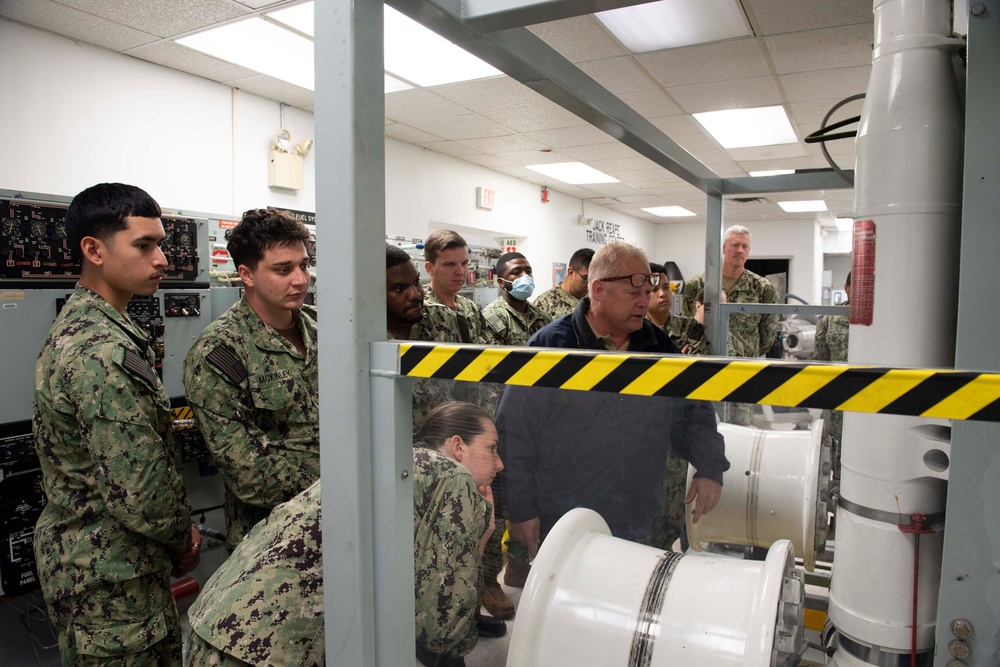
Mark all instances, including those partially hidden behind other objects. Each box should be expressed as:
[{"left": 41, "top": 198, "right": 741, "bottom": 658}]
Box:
[
  {"left": 425, "top": 287, "right": 488, "bottom": 345},
  {"left": 682, "top": 270, "right": 778, "bottom": 425},
  {"left": 532, "top": 285, "right": 579, "bottom": 319},
  {"left": 682, "top": 270, "right": 779, "bottom": 357},
  {"left": 403, "top": 301, "right": 494, "bottom": 429},
  {"left": 186, "top": 481, "right": 324, "bottom": 667},
  {"left": 814, "top": 309, "right": 850, "bottom": 472},
  {"left": 33, "top": 285, "right": 193, "bottom": 666},
  {"left": 413, "top": 447, "right": 491, "bottom": 660},
  {"left": 482, "top": 295, "right": 553, "bottom": 346},
  {"left": 664, "top": 313, "right": 693, "bottom": 348},
  {"left": 183, "top": 296, "right": 320, "bottom": 551}
]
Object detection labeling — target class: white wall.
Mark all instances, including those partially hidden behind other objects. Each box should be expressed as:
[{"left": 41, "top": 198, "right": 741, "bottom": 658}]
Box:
[
  {"left": 385, "top": 138, "right": 655, "bottom": 289},
  {"left": 654, "top": 218, "right": 824, "bottom": 303},
  {"left": 0, "top": 20, "right": 315, "bottom": 216}
]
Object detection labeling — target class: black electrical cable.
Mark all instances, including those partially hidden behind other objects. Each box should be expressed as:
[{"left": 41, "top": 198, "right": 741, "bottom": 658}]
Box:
[{"left": 806, "top": 93, "right": 867, "bottom": 186}]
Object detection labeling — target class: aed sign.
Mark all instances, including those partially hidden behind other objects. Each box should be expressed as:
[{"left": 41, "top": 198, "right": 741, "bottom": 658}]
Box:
[
  {"left": 501, "top": 238, "right": 518, "bottom": 253},
  {"left": 477, "top": 187, "right": 495, "bottom": 210}
]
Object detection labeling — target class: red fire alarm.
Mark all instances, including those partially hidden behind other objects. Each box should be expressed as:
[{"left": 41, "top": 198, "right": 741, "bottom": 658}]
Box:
[{"left": 541, "top": 186, "right": 550, "bottom": 204}]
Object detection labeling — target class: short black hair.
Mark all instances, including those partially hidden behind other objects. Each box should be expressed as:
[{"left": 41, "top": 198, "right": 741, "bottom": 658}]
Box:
[
  {"left": 495, "top": 252, "right": 525, "bottom": 279},
  {"left": 66, "top": 183, "right": 161, "bottom": 262},
  {"left": 649, "top": 262, "right": 665, "bottom": 275},
  {"left": 227, "top": 207, "right": 311, "bottom": 271},
  {"left": 386, "top": 243, "right": 414, "bottom": 270},
  {"left": 569, "top": 248, "right": 595, "bottom": 271},
  {"left": 845, "top": 271, "right": 852, "bottom": 287}
]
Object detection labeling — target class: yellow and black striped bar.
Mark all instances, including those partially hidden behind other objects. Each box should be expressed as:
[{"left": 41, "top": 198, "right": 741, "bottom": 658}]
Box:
[
  {"left": 398, "top": 343, "right": 1000, "bottom": 423},
  {"left": 170, "top": 405, "right": 197, "bottom": 431}
]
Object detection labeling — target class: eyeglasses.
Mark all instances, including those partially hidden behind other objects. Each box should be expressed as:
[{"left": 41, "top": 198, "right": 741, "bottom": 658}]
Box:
[
  {"left": 578, "top": 272, "right": 589, "bottom": 283},
  {"left": 601, "top": 273, "right": 660, "bottom": 288}
]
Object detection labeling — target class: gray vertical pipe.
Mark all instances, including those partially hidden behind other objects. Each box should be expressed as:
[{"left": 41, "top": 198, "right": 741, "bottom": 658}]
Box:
[
  {"left": 703, "top": 191, "right": 724, "bottom": 355},
  {"left": 315, "top": 0, "right": 385, "bottom": 664}
]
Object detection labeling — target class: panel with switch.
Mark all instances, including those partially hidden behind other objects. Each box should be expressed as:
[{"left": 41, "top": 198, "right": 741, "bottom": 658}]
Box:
[{"left": 164, "top": 293, "right": 203, "bottom": 318}]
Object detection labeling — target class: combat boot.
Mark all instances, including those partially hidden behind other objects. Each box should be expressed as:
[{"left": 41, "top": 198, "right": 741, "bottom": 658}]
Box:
[
  {"left": 503, "top": 561, "right": 531, "bottom": 588},
  {"left": 481, "top": 580, "right": 514, "bottom": 619}
]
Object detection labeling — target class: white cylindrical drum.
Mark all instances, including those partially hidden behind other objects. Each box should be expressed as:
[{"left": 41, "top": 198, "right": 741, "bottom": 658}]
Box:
[
  {"left": 783, "top": 322, "right": 816, "bottom": 359},
  {"left": 507, "top": 508, "right": 804, "bottom": 667},
  {"left": 686, "top": 422, "right": 830, "bottom": 571}
]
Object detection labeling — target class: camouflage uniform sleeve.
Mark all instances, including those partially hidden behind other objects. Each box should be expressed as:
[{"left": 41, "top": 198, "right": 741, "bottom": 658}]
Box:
[
  {"left": 482, "top": 307, "right": 508, "bottom": 346},
  {"left": 184, "top": 342, "right": 316, "bottom": 510},
  {"left": 681, "top": 275, "right": 704, "bottom": 317},
  {"left": 84, "top": 347, "right": 192, "bottom": 552},
  {"left": 814, "top": 316, "right": 831, "bottom": 361},
  {"left": 757, "top": 278, "right": 780, "bottom": 356},
  {"left": 414, "top": 465, "right": 487, "bottom": 657}
]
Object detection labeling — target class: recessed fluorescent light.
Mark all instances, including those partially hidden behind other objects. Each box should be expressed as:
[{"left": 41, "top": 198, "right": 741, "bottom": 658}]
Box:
[
  {"left": 266, "top": 2, "right": 314, "bottom": 37},
  {"left": 177, "top": 18, "right": 314, "bottom": 90},
  {"left": 694, "top": 106, "right": 797, "bottom": 149},
  {"left": 525, "top": 162, "right": 619, "bottom": 185},
  {"left": 595, "top": 0, "right": 749, "bottom": 53},
  {"left": 385, "top": 74, "right": 414, "bottom": 93},
  {"left": 835, "top": 217, "right": 854, "bottom": 232},
  {"left": 778, "top": 200, "right": 828, "bottom": 213},
  {"left": 642, "top": 206, "right": 696, "bottom": 217},
  {"left": 384, "top": 6, "right": 502, "bottom": 86},
  {"left": 748, "top": 169, "right": 795, "bottom": 177}
]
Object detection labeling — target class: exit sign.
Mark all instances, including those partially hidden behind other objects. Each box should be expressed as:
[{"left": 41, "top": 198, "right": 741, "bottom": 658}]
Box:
[{"left": 477, "top": 187, "right": 495, "bottom": 210}]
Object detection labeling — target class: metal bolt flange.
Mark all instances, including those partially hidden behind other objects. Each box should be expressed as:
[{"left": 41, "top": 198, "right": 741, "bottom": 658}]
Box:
[
  {"left": 952, "top": 618, "right": 974, "bottom": 639},
  {"left": 949, "top": 639, "right": 971, "bottom": 659}
]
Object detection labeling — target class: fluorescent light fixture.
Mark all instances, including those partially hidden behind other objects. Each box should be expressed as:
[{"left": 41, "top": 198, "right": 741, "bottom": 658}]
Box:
[
  {"left": 266, "top": 2, "right": 314, "bottom": 36},
  {"left": 525, "top": 162, "right": 619, "bottom": 185},
  {"left": 385, "top": 74, "right": 413, "bottom": 93},
  {"left": 693, "top": 106, "right": 797, "bottom": 149},
  {"left": 596, "top": 0, "right": 749, "bottom": 53},
  {"left": 778, "top": 200, "right": 828, "bottom": 213},
  {"left": 177, "top": 18, "right": 314, "bottom": 90},
  {"left": 748, "top": 169, "right": 795, "bottom": 177},
  {"left": 835, "top": 217, "right": 854, "bottom": 232},
  {"left": 384, "top": 6, "right": 502, "bottom": 86},
  {"left": 642, "top": 206, "right": 697, "bottom": 217}
]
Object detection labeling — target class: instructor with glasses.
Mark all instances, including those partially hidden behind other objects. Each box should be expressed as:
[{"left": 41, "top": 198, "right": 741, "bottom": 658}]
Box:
[{"left": 495, "top": 242, "right": 728, "bottom": 555}]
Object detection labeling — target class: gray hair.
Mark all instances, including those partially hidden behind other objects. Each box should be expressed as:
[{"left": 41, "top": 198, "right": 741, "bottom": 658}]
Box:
[
  {"left": 723, "top": 225, "right": 752, "bottom": 244},
  {"left": 589, "top": 242, "right": 649, "bottom": 282}
]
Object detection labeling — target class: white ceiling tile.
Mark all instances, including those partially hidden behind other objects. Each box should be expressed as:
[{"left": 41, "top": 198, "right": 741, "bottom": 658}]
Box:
[
  {"left": 637, "top": 38, "right": 771, "bottom": 88},
  {"left": 522, "top": 125, "right": 617, "bottom": 149},
  {"left": 579, "top": 182, "right": 646, "bottom": 198},
  {"left": 417, "top": 141, "right": 483, "bottom": 158},
  {"left": 615, "top": 194, "right": 669, "bottom": 206},
  {"left": 544, "top": 183, "right": 606, "bottom": 200},
  {"left": 667, "top": 76, "right": 783, "bottom": 113},
  {"left": 494, "top": 150, "right": 574, "bottom": 166},
  {"left": 456, "top": 134, "right": 550, "bottom": 154},
  {"left": 789, "top": 98, "right": 865, "bottom": 126},
  {"left": 410, "top": 115, "right": 511, "bottom": 141},
  {"left": 431, "top": 76, "right": 548, "bottom": 113},
  {"left": 618, "top": 90, "right": 682, "bottom": 117},
  {"left": 616, "top": 168, "right": 675, "bottom": 183},
  {"left": 765, "top": 24, "right": 872, "bottom": 74},
  {"left": 461, "top": 154, "right": 517, "bottom": 170},
  {"left": 780, "top": 66, "right": 871, "bottom": 104},
  {"left": 527, "top": 15, "right": 628, "bottom": 63},
  {"left": 0, "top": 0, "right": 158, "bottom": 51},
  {"left": 745, "top": 0, "right": 872, "bottom": 35},
  {"left": 56, "top": 0, "right": 250, "bottom": 38},
  {"left": 384, "top": 124, "right": 442, "bottom": 143},
  {"left": 560, "top": 143, "right": 642, "bottom": 161},
  {"left": 576, "top": 57, "right": 659, "bottom": 95},
  {"left": 384, "top": 89, "right": 472, "bottom": 123},
  {"left": 481, "top": 104, "right": 586, "bottom": 133},
  {"left": 736, "top": 156, "right": 817, "bottom": 172}
]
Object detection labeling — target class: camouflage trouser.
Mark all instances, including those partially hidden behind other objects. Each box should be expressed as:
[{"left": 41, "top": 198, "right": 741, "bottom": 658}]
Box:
[
  {"left": 184, "top": 632, "right": 252, "bottom": 667},
  {"left": 481, "top": 495, "right": 530, "bottom": 584},
  {"left": 48, "top": 572, "right": 181, "bottom": 667},
  {"left": 722, "top": 401, "right": 754, "bottom": 426},
  {"left": 641, "top": 451, "right": 689, "bottom": 552}
]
